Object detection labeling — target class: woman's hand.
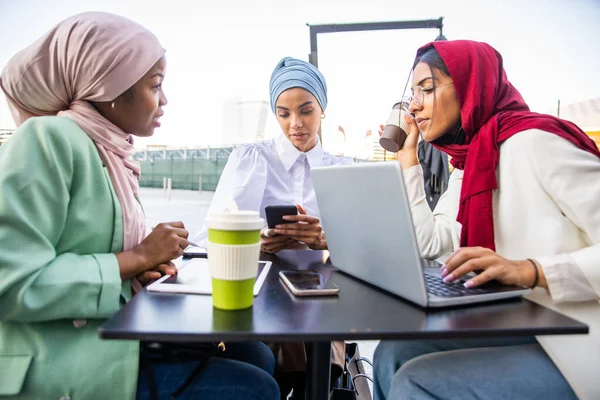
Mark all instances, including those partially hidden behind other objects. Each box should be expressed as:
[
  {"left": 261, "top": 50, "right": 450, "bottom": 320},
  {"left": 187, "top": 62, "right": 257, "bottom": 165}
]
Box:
[
  {"left": 441, "top": 247, "right": 546, "bottom": 289},
  {"left": 260, "top": 228, "right": 299, "bottom": 254},
  {"left": 117, "top": 221, "right": 189, "bottom": 280},
  {"left": 136, "top": 261, "right": 178, "bottom": 286},
  {"left": 135, "top": 221, "right": 189, "bottom": 265},
  {"left": 272, "top": 205, "right": 327, "bottom": 250}
]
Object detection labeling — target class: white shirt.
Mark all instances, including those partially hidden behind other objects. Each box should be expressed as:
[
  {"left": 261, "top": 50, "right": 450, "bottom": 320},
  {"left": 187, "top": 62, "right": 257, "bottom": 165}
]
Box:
[
  {"left": 405, "top": 129, "right": 600, "bottom": 399},
  {"left": 194, "top": 135, "right": 353, "bottom": 244}
]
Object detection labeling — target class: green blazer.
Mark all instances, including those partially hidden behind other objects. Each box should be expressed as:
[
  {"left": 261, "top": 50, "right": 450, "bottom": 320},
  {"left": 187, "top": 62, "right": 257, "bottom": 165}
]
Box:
[{"left": 0, "top": 117, "right": 139, "bottom": 399}]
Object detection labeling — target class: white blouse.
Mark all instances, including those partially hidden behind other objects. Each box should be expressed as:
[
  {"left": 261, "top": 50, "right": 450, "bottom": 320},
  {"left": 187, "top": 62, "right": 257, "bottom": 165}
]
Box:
[{"left": 193, "top": 135, "right": 353, "bottom": 244}]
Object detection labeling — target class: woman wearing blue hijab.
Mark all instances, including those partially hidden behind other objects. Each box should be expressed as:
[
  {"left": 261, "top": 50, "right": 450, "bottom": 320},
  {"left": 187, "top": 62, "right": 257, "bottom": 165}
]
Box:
[
  {"left": 195, "top": 57, "right": 352, "bottom": 252},
  {"left": 194, "top": 57, "right": 349, "bottom": 399}
]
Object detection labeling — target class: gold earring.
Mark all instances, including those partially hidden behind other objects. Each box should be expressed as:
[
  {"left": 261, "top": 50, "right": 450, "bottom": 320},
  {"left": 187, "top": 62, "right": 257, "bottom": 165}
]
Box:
[
  {"left": 321, "top": 113, "right": 326, "bottom": 119},
  {"left": 111, "top": 102, "right": 115, "bottom": 109}
]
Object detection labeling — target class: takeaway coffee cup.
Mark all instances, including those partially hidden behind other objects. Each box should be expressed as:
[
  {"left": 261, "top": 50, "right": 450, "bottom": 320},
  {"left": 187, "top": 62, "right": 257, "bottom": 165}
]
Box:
[
  {"left": 379, "top": 100, "right": 410, "bottom": 152},
  {"left": 205, "top": 210, "right": 264, "bottom": 310}
]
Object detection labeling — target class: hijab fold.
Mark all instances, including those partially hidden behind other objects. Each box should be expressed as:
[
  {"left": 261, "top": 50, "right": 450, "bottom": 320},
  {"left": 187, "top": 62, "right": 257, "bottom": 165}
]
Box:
[
  {"left": 269, "top": 57, "right": 327, "bottom": 113},
  {"left": 0, "top": 12, "right": 165, "bottom": 251},
  {"left": 418, "top": 40, "right": 600, "bottom": 250}
]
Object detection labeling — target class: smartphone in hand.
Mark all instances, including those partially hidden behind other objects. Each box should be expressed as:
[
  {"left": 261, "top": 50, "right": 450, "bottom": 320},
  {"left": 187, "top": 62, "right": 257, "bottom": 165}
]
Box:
[
  {"left": 279, "top": 269, "right": 339, "bottom": 296},
  {"left": 265, "top": 205, "right": 298, "bottom": 229}
]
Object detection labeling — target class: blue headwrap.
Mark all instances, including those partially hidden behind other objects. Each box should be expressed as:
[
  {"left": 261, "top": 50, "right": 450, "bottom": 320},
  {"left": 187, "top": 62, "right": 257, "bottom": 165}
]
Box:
[{"left": 269, "top": 57, "right": 328, "bottom": 114}]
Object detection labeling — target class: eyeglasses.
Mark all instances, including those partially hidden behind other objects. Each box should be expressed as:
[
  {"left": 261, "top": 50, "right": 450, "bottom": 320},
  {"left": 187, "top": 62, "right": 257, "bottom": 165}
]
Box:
[{"left": 408, "top": 82, "right": 454, "bottom": 106}]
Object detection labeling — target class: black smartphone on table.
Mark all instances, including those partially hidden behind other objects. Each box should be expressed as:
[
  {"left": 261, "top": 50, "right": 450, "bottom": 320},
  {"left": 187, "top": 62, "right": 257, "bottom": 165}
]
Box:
[
  {"left": 265, "top": 205, "right": 298, "bottom": 229},
  {"left": 279, "top": 269, "right": 340, "bottom": 296}
]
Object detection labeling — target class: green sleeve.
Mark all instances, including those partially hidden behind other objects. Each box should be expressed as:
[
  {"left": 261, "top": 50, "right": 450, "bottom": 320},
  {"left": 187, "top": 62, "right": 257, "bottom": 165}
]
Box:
[{"left": 0, "top": 118, "right": 122, "bottom": 322}]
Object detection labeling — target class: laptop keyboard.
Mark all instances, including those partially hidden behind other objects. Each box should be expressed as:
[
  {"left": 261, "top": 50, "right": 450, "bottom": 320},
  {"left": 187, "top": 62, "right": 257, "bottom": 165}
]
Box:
[{"left": 423, "top": 270, "right": 497, "bottom": 297}]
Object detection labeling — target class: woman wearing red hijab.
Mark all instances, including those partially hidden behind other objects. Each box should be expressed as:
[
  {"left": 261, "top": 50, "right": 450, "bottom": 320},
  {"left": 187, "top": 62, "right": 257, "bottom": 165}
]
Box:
[{"left": 373, "top": 40, "right": 600, "bottom": 400}]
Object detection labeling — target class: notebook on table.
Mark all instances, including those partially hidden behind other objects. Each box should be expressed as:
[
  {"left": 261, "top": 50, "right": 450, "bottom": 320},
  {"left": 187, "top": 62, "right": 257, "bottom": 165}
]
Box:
[{"left": 147, "top": 258, "right": 272, "bottom": 296}]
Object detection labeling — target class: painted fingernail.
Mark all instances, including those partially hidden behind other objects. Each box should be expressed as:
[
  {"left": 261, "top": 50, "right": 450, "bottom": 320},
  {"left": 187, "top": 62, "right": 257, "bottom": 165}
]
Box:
[
  {"left": 440, "top": 267, "right": 448, "bottom": 278},
  {"left": 276, "top": 225, "right": 282, "bottom": 229},
  {"left": 464, "top": 280, "right": 474, "bottom": 288},
  {"left": 443, "top": 274, "right": 455, "bottom": 283},
  {"left": 282, "top": 216, "right": 291, "bottom": 220}
]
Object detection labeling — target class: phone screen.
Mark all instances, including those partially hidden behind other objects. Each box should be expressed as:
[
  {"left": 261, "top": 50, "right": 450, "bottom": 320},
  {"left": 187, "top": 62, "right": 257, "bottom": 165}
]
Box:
[
  {"left": 280, "top": 270, "right": 335, "bottom": 290},
  {"left": 265, "top": 205, "right": 298, "bottom": 229}
]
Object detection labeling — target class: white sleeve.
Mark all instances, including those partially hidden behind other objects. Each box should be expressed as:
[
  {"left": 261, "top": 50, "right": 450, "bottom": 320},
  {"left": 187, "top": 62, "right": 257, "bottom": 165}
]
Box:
[
  {"left": 536, "top": 253, "right": 598, "bottom": 303},
  {"left": 403, "top": 164, "right": 462, "bottom": 260},
  {"left": 192, "top": 146, "right": 268, "bottom": 245},
  {"left": 529, "top": 132, "right": 600, "bottom": 303}
]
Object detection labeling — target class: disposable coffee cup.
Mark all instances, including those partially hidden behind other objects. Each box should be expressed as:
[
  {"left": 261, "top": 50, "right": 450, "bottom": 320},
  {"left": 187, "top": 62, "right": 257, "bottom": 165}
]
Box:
[
  {"left": 379, "top": 102, "right": 410, "bottom": 152},
  {"left": 205, "top": 210, "right": 264, "bottom": 310}
]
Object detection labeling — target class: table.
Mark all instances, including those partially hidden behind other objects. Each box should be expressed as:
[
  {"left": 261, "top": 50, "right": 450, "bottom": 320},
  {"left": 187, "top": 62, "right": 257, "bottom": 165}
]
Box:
[{"left": 99, "top": 250, "right": 588, "bottom": 400}]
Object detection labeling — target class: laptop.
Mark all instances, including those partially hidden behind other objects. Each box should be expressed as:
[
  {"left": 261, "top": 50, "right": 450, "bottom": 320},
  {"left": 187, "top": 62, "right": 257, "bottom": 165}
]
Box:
[{"left": 311, "top": 161, "right": 530, "bottom": 308}]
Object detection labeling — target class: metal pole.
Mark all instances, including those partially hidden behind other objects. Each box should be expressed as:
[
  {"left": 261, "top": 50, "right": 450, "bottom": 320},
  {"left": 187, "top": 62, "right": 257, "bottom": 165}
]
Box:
[
  {"left": 169, "top": 154, "right": 174, "bottom": 189},
  {"left": 307, "top": 18, "right": 445, "bottom": 147},
  {"left": 190, "top": 154, "right": 195, "bottom": 190},
  {"left": 305, "top": 341, "right": 332, "bottom": 400}
]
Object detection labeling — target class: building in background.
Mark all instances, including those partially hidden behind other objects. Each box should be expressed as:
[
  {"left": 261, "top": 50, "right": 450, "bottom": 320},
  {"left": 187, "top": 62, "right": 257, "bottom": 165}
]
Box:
[
  {"left": 221, "top": 96, "right": 269, "bottom": 145},
  {"left": 364, "top": 129, "right": 396, "bottom": 161},
  {"left": 552, "top": 97, "right": 600, "bottom": 148}
]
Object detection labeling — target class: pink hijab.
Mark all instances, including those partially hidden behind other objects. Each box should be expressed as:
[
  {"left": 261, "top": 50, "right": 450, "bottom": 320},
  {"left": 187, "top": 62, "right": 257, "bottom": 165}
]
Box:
[{"left": 0, "top": 12, "right": 165, "bottom": 251}]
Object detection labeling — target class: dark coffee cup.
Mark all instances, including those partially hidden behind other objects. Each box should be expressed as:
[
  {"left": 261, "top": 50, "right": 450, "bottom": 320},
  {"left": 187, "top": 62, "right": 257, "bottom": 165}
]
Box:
[{"left": 379, "top": 102, "right": 410, "bottom": 152}]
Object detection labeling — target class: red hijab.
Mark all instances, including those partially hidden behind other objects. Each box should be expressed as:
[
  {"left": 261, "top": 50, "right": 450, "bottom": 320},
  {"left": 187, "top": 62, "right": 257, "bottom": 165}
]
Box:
[{"left": 419, "top": 40, "right": 600, "bottom": 251}]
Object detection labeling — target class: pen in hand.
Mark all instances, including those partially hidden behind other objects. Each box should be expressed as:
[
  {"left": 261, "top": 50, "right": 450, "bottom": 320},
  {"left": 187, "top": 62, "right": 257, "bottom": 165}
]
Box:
[{"left": 150, "top": 224, "right": 198, "bottom": 247}]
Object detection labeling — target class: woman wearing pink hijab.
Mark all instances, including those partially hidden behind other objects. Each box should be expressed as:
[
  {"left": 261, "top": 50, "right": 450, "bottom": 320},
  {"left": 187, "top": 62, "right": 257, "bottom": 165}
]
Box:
[{"left": 0, "top": 12, "right": 278, "bottom": 400}]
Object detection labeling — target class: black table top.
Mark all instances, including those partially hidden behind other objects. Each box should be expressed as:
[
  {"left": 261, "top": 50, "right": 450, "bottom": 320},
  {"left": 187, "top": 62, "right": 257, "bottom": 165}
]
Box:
[{"left": 99, "top": 250, "right": 588, "bottom": 343}]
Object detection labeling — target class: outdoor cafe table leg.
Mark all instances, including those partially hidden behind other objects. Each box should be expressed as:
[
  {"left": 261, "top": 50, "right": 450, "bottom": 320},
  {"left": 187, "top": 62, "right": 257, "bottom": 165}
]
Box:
[{"left": 305, "top": 341, "right": 332, "bottom": 400}]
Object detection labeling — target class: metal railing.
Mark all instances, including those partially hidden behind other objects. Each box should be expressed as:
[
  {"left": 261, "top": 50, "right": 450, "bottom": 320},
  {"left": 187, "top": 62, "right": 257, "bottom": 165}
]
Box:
[{"left": 135, "top": 145, "right": 371, "bottom": 192}]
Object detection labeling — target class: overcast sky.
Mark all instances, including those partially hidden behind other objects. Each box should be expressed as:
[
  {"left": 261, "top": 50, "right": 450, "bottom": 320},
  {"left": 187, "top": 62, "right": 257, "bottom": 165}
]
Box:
[{"left": 1, "top": 0, "right": 599, "bottom": 155}]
